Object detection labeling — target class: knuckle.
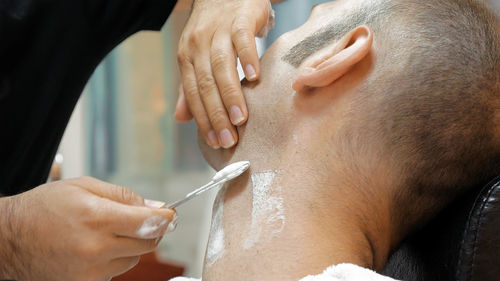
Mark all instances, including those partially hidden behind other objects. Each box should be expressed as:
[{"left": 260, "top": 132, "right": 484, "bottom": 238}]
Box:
[
  {"left": 187, "top": 33, "right": 197, "bottom": 45},
  {"left": 197, "top": 74, "right": 216, "bottom": 94},
  {"left": 232, "top": 24, "right": 254, "bottom": 56},
  {"left": 232, "top": 22, "right": 250, "bottom": 38},
  {"left": 219, "top": 85, "right": 240, "bottom": 100},
  {"left": 183, "top": 84, "right": 199, "bottom": 100},
  {"left": 208, "top": 108, "right": 228, "bottom": 125},
  {"left": 236, "top": 44, "right": 252, "bottom": 57},
  {"left": 177, "top": 51, "right": 191, "bottom": 66},
  {"left": 118, "top": 186, "right": 141, "bottom": 205},
  {"left": 210, "top": 51, "right": 230, "bottom": 72},
  {"left": 188, "top": 29, "right": 205, "bottom": 46}
]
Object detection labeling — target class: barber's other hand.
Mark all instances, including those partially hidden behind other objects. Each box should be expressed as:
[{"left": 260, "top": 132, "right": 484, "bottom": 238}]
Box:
[
  {"left": 175, "top": 0, "right": 274, "bottom": 149},
  {"left": 0, "top": 177, "right": 176, "bottom": 281}
]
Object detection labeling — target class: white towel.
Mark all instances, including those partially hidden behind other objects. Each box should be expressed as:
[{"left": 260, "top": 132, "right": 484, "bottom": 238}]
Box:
[
  {"left": 299, "top": 263, "right": 398, "bottom": 281},
  {"left": 169, "top": 263, "right": 399, "bottom": 281}
]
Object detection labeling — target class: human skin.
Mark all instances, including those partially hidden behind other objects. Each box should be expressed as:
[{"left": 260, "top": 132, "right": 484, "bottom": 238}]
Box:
[
  {"left": 175, "top": 0, "right": 285, "bottom": 11},
  {"left": 175, "top": 0, "right": 285, "bottom": 149},
  {"left": 0, "top": 177, "right": 176, "bottom": 281},
  {"left": 197, "top": 1, "right": 403, "bottom": 280},
  {"left": 195, "top": 0, "right": 500, "bottom": 279}
]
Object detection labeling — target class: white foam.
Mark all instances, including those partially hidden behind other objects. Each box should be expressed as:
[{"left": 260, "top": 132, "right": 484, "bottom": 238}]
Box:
[
  {"left": 211, "top": 161, "right": 250, "bottom": 182},
  {"left": 205, "top": 186, "right": 226, "bottom": 267},
  {"left": 136, "top": 216, "right": 167, "bottom": 238},
  {"left": 299, "top": 263, "right": 398, "bottom": 281},
  {"left": 243, "top": 170, "right": 286, "bottom": 249}
]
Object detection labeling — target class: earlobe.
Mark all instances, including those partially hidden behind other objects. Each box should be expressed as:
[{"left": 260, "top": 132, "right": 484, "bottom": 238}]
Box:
[{"left": 292, "top": 25, "right": 373, "bottom": 92}]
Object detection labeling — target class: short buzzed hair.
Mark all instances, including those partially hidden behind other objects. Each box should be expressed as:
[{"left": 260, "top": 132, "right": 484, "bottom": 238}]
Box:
[
  {"left": 286, "top": 0, "right": 500, "bottom": 231},
  {"left": 379, "top": 0, "right": 499, "bottom": 230},
  {"left": 282, "top": 1, "right": 395, "bottom": 67}
]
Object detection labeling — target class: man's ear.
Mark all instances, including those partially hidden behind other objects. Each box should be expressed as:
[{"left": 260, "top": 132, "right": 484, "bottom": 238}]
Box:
[{"left": 292, "top": 25, "right": 373, "bottom": 92}]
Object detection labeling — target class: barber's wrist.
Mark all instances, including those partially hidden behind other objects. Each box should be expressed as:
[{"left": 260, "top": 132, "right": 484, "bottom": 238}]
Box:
[{"left": 0, "top": 196, "right": 21, "bottom": 280}]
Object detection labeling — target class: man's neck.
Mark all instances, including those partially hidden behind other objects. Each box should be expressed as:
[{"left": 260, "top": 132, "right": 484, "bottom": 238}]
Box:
[{"left": 202, "top": 147, "right": 391, "bottom": 280}]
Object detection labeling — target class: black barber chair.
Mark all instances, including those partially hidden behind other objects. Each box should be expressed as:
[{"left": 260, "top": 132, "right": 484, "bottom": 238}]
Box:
[{"left": 383, "top": 176, "right": 500, "bottom": 281}]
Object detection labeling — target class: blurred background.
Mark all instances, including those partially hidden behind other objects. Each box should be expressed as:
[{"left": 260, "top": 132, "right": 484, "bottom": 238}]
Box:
[{"left": 52, "top": 0, "right": 363, "bottom": 278}]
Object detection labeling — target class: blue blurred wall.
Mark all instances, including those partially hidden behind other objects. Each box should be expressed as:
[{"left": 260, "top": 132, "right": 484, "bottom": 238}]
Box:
[{"left": 267, "top": 0, "right": 331, "bottom": 46}]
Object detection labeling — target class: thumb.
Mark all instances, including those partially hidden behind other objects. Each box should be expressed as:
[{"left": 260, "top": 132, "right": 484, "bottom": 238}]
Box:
[
  {"left": 70, "top": 177, "right": 146, "bottom": 207},
  {"left": 174, "top": 84, "right": 194, "bottom": 122}
]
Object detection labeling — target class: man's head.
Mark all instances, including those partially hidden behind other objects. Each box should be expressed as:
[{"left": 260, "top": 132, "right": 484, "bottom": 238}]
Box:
[{"left": 200, "top": 0, "right": 499, "bottom": 241}]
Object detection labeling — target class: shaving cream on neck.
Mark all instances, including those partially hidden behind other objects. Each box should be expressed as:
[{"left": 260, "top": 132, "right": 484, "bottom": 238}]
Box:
[
  {"left": 205, "top": 186, "right": 227, "bottom": 267},
  {"left": 244, "top": 170, "right": 285, "bottom": 249}
]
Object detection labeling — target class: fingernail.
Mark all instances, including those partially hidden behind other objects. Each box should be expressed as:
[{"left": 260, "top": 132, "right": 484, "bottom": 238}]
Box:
[
  {"left": 245, "top": 64, "right": 257, "bottom": 80},
  {"left": 144, "top": 199, "right": 166, "bottom": 209},
  {"left": 230, "top": 106, "right": 245, "bottom": 125},
  {"left": 207, "top": 130, "right": 220, "bottom": 149},
  {"left": 167, "top": 213, "right": 178, "bottom": 233},
  {"left": 219, "top": 129, "right": 235, "bottom": 148}
]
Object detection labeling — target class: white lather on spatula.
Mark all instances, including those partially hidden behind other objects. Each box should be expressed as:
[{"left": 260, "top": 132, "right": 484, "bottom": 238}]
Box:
[{"left": 166, "top": 161, "right": 250, "bottom": 209}]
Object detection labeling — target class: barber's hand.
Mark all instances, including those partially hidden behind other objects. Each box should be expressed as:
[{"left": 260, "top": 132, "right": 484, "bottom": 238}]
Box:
[
  {"left": 1, "top": 177, "right": 176, "bottom": 281},
  {"left": 175, "top": 0, "right": 275, "bottom": 149}
]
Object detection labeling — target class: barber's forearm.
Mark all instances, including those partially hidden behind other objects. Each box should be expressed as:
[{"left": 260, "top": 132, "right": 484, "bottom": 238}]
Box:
[
  {"left": 174, "top": 0, "right": 193, "bottom": 11},
  {"left": 0, "top": 196, "right": 18, "bottom": 280},
  {"left": 176, "top": 0, "right": 285, "bottom": 10}
]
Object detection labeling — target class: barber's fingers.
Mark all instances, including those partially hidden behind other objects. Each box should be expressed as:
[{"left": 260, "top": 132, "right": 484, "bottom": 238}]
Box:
[
  {"left": 105, "top": 256, "right": 141, "bottom": 279},
  {"left": 174, "top": 85, "right": 193, "bottom": 123},
  {"left": 178, "top": 56, "right": 221, "bottom": 149},
  {"left": 232, "top": 18, "right": 260, "bottom": 82},
  {"left": 70, "top": 177, "right": 145, "bottom": 207},
  {"left": 194, "top": 51, "right": 239, "bottom": 149},
  {"left": 110, "top": 236, "right": 162, "bottom": 258},
  {"left": 211, "top": 30, "right": 248, "bottom": 126},
  {"left": 85, "top": 235, "right": 159, "bottom": 262},
  {"left": 102, "top": 201, "right": 176, "bottom": 239}
]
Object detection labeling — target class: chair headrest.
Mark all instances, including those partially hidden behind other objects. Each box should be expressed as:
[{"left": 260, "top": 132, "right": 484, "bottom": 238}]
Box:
[{"left": 382, "top": 176, "right": 500, "bottom": 281}]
